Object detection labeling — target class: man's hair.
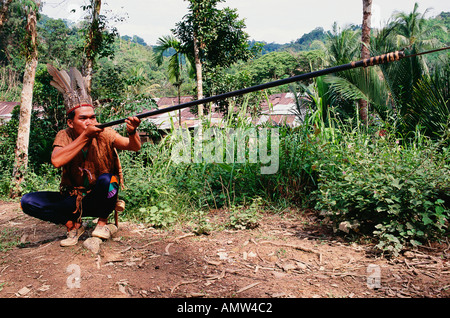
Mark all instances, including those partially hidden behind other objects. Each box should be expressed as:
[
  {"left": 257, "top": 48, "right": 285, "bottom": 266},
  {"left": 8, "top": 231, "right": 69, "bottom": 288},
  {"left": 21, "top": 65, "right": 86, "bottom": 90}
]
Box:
[
  {"left": 67, "top": 110, "right": 75, "bottom": 120},
  {"left": 66, "top": 106, "right": 96, "bottom": 122}
]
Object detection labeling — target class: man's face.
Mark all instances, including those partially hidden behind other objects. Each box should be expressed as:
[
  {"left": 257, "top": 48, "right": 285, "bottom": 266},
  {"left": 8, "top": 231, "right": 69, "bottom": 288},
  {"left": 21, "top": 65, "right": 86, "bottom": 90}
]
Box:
[{"left": 67, "top": 106, "right": 98, "bottom": 136}]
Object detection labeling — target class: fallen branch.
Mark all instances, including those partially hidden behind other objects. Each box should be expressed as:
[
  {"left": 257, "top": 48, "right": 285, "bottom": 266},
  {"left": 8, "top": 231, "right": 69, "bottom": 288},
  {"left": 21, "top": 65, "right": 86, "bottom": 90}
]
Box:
[
  {"left": 236, "top": 282, "right": 261, "bottom": 294},
  {"left": 171, "top": 270, "right": 227, "bottom": 294},
  {"left": 204, "top": 257, "right": 221, "bottom": 266},
  {"left": 0, "top": 265, "right": 9, "bottom": 274},
  {"left": 328, "top": 272, "right": 365, "bottom": 278},
  {"left": 173, "top": 233, "right": 195, "bottom": 242},
  {"left": 205, "top": 270, "right": 226, "bottom": 281},
  {"left": 140, "top": 241, "right": 159, "bottom": 249},
  {"left": 254, "top": 265, "right": 278, "bottom": 272},
  {"left": 259, "top": 240, "right": 322, "bottom": 259},
  {"left": 171, "top": 279, "right": 201, "bottom": 294},
  {"left": 119, "top": 246, "right": 132, "bottom": 253},
  {"left": 164, "top": 243, "right": 174, "bottom": 255}
]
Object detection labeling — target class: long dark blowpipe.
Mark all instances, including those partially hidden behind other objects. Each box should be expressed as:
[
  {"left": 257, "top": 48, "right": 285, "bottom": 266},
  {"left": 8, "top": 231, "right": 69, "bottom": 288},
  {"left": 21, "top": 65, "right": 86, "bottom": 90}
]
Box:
[{"left": 97, "top": 47, "right": 450, "bottom": 129}]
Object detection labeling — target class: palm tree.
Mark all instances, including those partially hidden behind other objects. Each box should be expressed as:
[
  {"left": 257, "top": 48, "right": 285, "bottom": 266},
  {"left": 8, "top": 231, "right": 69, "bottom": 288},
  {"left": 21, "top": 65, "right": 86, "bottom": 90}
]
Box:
[
  {"left": 154, "top": 35, "right": 191, "bottom": 124},
  {"left": 372, "top": 3, "right": 448, "bottom": 135},
  {"left": 323, "top": 24, "right": 390, "bottom": 122},
  {"left": 407, "top": 63, "right": 449, "bottom": 138},
  {"left": 126, "top": 66, "right": 160, "bottom": 98},
  {"left": 319, "top": 23, "right": 396, "bottom": 124},
  {"left": 392, "top": 2, "right": 444, "bottom": 49},
  {"left": 359, "top": 0, "right": 373, "bottom": 123},
  {"left": 323, "top": 3, "right": 448, "bottom": 137},
  {"left": 327, "top": 23, "right": 360, "bottom": 65}
]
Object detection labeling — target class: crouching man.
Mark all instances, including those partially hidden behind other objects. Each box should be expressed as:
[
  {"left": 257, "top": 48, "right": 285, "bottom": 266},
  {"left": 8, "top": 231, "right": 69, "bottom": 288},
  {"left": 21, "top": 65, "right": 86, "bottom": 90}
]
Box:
[{"left": 21, "top": 65, "right": 141, "bottom": 246}]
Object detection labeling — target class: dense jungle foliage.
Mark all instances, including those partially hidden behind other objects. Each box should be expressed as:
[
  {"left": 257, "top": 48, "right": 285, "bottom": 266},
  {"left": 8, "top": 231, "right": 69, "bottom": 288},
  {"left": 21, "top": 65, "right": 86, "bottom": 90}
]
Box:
[{"left": 0, "top": 2, "right": 449, "bottom": 256}]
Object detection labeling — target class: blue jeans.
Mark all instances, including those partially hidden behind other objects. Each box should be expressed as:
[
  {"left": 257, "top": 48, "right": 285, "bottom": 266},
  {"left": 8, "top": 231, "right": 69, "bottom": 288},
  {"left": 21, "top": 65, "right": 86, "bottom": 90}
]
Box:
[{"left": 21, "top": 173, "right": 119, "bottom": 225}]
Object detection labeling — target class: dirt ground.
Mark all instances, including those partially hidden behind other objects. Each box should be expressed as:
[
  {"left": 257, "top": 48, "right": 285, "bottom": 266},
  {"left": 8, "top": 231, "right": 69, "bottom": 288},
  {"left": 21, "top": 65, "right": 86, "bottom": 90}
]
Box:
[{"left": 0, "top": 200, "right": 449, "bottom": 300}]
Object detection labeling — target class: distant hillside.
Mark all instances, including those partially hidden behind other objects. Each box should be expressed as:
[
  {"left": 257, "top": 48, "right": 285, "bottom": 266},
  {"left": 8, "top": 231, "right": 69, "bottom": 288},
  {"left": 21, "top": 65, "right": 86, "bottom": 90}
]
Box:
[
  {"left": 248, "top": 11, "right": 449, "bottom": 55},
  {"left": 249, "top": 27, "right": 328, "bottom": 55}
]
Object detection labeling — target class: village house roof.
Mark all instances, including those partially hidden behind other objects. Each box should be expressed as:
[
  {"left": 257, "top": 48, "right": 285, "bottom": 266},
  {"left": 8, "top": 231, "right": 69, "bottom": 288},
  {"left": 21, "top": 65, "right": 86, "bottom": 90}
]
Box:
[
  {"left": 144, "top": 93, "right": 304, "bottom": 130},
  {"left": 0, "top": 102, "right": 20, "bottom": 122}
]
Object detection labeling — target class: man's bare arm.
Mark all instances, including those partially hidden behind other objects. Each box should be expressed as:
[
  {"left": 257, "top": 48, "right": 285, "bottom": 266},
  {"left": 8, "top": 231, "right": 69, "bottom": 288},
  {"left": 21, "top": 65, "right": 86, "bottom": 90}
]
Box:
[
  {"left": 51, "top": 125, "right": 103, "bottom": 168},
  {"left": 113, "top": 117, "right": 141, "bottom": 152}
]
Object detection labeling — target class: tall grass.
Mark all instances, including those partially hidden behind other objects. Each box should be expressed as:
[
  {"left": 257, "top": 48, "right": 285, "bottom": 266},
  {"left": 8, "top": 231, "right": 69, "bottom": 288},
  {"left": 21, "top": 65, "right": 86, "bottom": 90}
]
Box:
[{"left": 117, "top": 97, "right": 274, "bottom": 224}]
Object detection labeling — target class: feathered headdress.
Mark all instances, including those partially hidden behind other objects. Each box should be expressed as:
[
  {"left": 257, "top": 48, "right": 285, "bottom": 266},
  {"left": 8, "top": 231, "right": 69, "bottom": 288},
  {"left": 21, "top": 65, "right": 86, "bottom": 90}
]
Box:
[{"left": 47, "top": 64, "right": 93, "bottom": 114}]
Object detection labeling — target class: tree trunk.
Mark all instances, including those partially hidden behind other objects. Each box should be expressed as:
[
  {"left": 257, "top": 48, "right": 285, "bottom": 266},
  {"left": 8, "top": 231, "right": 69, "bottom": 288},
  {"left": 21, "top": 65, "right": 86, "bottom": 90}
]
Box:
[
  {"left": 177, "top": 84, "right": 182, "bottom": 124},
  {"left": 359, "top": 0, "right": 372, "bottom": 123},
  {"left": 193, "top": 34, "right": 203, "bottom": 118},
  {"left": 85, "top": 58, "right": 94, "bottom": 94},
  {"left": 0, "top": 0, "right": 13, "bottom": 28},
  {"left": 10, "top": 1, "right": 39, "bottom": 198},
  {"left": 361, "top": 0, "right": 372, "bottom": 60},
  {"left": 85, "top": 0, "right": 102, "bottom": 93}
]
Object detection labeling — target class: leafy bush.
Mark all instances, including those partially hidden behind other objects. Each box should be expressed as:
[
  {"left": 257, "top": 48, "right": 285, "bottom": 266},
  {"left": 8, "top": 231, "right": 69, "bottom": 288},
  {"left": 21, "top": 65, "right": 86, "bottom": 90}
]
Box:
[
  {"left": 0, "top": 170, "right": 13, "bottom": 198},
  {"left": 227, "top": 197, "right": 263, "bottom": 230},
  {"left": 138, "top": 201, "right": 179, "bottom": 228},
  {"left": 21, "top": 164, "right": 61, "bottom": 194},
  {"left": 314, "top": 129, "right": 450, "bottom": 255}
]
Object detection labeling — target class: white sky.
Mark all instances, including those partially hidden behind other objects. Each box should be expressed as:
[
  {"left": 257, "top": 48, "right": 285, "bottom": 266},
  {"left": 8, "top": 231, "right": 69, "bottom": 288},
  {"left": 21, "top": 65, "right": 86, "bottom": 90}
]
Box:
[{"left": 41, "top": 0, "right": 449, "bottom": 45}]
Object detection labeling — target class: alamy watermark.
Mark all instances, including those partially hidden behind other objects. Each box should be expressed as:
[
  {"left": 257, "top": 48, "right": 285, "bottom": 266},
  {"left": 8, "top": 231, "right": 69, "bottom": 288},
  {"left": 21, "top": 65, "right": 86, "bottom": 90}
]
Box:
[
  {"left": 66, "top": 264, "right": 81, "bottom": 289},
  {"left": 366, "top": 264, "right": 381, "bottom": 289},
  {"left": 170, "top": 127, "right": 279, "bottom": 175}
]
